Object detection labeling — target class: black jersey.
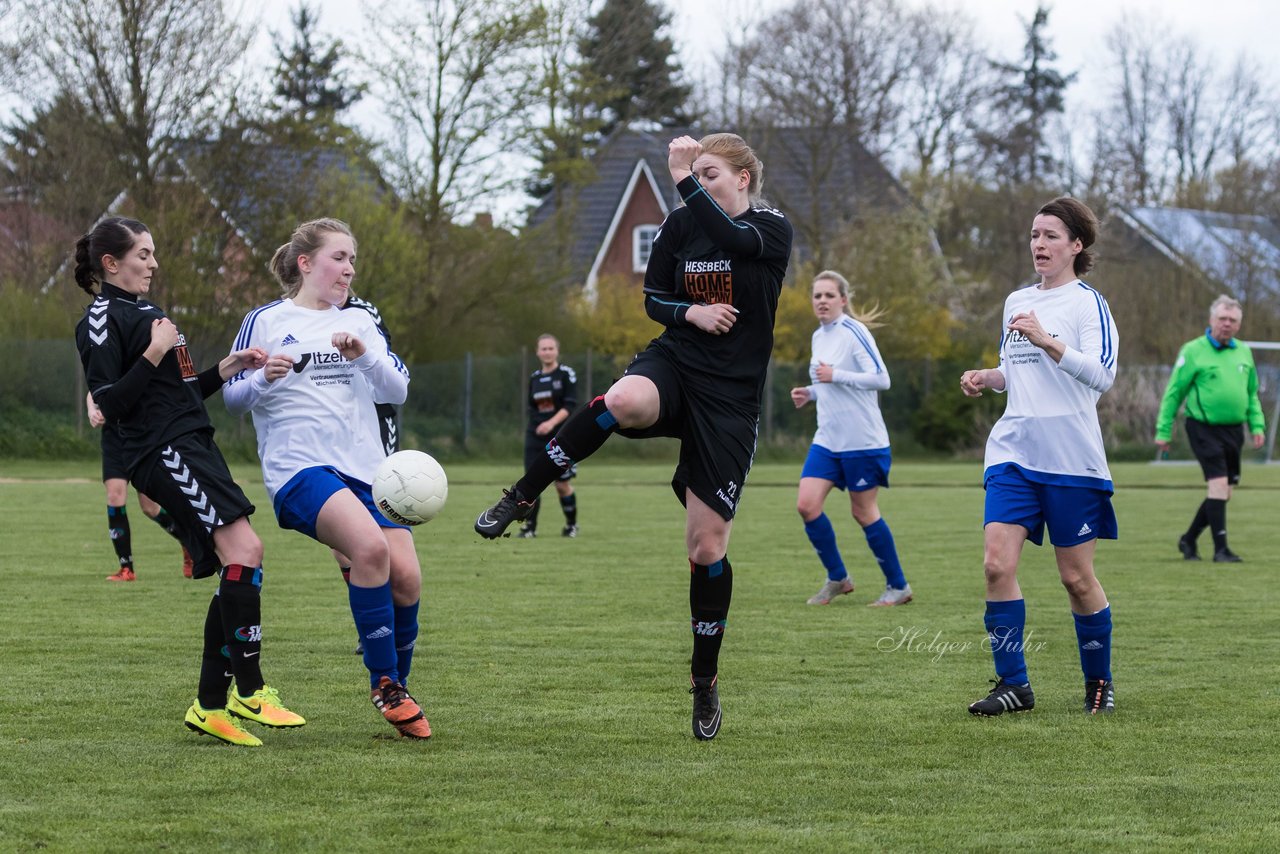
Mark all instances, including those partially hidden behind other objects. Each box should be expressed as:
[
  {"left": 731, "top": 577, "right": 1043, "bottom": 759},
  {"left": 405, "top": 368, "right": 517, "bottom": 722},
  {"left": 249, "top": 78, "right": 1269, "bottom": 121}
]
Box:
[
  {"left": 75, "top": 282, "right": 222, "bottom": 475},
  {"left": 643, "top": 175, "right": 792, "bottom": 400},
  {"left": 343, "top": 294, "right": 392, "bottom": 343},
  {"left": 527, "top": 364, "right": 578, "bottom": 435},
  {"left": 343, "top": 294, "right": 401, "bottom": 454}
]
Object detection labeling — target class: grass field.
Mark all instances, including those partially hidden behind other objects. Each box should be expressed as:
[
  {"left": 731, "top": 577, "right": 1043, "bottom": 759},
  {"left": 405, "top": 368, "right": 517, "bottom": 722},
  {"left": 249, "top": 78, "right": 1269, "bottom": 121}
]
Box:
[{"left": 2, "top": 457, "right": 1278, "bottom": 851}]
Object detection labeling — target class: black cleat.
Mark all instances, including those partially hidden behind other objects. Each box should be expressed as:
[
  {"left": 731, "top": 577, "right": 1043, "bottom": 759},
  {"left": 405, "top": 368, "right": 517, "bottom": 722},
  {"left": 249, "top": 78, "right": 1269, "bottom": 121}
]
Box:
[
  {"left": 1084, "top": 679, "right": 1115, "bottom": 714},
  {"left": 1177, "top": 535, "right": 1200, "bottom": 561},
  {"left": 690, "top": 674, "right": 722, "bottom": 740},
  {"left": 1213, "top": 548, "right": 1242, "bottom": 563},
  {"left": 562, "top": 524, "right": 578, "bottom": 538},
  {"left": 968, "top": 678, "right": 1035, "bottom": 716},
  {"left": 516, "top": 524, "right": 537, "bottom": 539},
  {"left": 474, "top": 487, "right": 534, "bottom": 539}
]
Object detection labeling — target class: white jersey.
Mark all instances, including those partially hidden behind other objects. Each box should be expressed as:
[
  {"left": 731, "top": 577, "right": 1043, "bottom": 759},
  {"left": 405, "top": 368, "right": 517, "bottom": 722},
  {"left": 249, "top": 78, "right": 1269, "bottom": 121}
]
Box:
[
  {"left": 806, "top": 316, "right": 891, "bottom": 453},
  {"left": 223, "top": 299, "right": 409, "bottom": 501},
  {"left": 984, "top": 280, "right": 1118, "bottom": 489}
]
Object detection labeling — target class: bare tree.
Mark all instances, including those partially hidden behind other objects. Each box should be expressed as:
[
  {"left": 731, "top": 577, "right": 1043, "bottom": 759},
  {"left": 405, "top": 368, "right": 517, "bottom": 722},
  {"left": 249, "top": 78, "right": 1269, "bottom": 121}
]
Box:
[
  {"left": 16, "top": 0, "right": 252, "bottom": 202},
  {"left": 361, "top": 0, "right": 546, "bottom": 233}
]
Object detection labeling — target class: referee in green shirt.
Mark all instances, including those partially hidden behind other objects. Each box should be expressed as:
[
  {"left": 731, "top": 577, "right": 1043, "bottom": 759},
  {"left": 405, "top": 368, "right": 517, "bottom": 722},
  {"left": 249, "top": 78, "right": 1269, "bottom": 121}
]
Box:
[{"left": 1155, "top": 295, "right": 1265, "bottom": 562}]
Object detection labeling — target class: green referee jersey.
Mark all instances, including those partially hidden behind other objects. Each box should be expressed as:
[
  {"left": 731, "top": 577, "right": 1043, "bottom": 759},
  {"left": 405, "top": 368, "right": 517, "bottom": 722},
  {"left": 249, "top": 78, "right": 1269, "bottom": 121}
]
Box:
[{"left": 1155, "top": 331, "right": 1265, "bottom": 441}]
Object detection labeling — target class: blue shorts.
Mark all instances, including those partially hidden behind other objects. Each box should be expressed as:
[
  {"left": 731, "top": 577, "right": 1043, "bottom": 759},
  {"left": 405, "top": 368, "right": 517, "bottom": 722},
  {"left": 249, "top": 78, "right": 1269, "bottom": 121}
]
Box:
[
  {"left": 274, "top": 466, "right": 409, "bottom": 541},
  {"left": 801, "top": 445, "right": 890, "bottom": 492},
  {"left": 984, "top": 465, "right": 1117, "bottom": 547}
]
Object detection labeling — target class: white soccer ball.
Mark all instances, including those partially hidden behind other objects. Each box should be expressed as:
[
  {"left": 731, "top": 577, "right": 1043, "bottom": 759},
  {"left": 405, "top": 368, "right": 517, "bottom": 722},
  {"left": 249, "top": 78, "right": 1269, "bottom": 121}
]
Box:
[{"left": 372, "top": 450, "right": 448, "bottom": 526}]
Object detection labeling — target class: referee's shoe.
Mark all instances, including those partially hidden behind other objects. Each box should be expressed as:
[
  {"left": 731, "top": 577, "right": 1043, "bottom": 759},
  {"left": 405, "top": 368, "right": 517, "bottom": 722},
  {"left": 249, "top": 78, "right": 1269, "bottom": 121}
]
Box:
[{"left": 474, "top": 486, "right": 534, "bottom": 539}]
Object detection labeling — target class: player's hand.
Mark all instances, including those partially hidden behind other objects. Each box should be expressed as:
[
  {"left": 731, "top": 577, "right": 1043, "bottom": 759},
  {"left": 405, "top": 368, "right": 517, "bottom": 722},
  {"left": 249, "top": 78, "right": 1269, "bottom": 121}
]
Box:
[
  {"left": 232, "top": 347, "right": 268, "bottom": 371},
  {"left": 263, "top": 353, "right": 296, "bottom": 383},
  {"left": 332, "top": 332, "right": 365, "bottom": 360},
  {"left": 535, "top": 422, "right": 553, "bottom": 437},
  {"left": 143, "top": 318, "right": 179, "bottom": 365},
  {"left": 686, "top": 303, "right": 738, "bottom": 335},
  {"left": 790, "top": 387, "right": 812, "bottom": 408},
  {"left": 814, "top": 362, "right": 835, "bottom": 383},
  {"left": 960, "top": 369, "right": 993, "bottom": 397},
  {"left": 1154, "top": 438, "right": 1171, "bottom": 453},
  {"left": 1252, "top": 432, "right": 1266, "bottom": 450},
  {"left": 1007, "top": 310, "right": 1051, "bottom": 348},
  {"left": 667, "top": 135, "right": 701, "bottom": 182},
  {"left": 86, "top": 393, "right": 105, "bottom": 428}
]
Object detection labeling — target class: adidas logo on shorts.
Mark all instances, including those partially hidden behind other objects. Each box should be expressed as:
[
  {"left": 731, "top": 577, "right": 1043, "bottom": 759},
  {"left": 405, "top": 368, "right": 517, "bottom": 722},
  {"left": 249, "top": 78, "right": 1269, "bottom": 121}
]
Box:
[{"left": 1077, "top": 522, "right": 1092, "bottom": 537}]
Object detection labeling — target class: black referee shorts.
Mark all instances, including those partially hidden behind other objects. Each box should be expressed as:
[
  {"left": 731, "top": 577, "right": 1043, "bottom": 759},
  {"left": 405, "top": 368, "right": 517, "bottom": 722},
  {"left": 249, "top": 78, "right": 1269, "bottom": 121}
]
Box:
[
  {"left": 617, "top": 346, "right": 759, "bottom": 522},
  {"left": 100, "top": 425, "right": 129, "bottom": 482},
  {"left": 131, "top": 431, "right": 255, "bottom": 578},
  {"left": 1185, "top": 418, "right": 1245, "bottom": 484}
]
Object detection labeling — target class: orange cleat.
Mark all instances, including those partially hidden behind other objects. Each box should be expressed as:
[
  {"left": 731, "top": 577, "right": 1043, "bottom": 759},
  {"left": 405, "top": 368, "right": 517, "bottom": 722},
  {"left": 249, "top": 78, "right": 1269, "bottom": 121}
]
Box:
[
  {"left": 371, "top": 676, "right": 432, "bottom": 739},
  {"left": 106, "top": 568, "right": 136, "bottom": 582},
  {"left": 181, "top": 547, "right": 194, "bottom": 579}
]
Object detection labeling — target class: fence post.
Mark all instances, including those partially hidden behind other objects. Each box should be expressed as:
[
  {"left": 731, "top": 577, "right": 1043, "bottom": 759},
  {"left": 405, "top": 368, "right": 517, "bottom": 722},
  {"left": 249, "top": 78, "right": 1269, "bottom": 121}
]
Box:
[{"left": 463, "top": 351, "right": 473, "bottom": 449}]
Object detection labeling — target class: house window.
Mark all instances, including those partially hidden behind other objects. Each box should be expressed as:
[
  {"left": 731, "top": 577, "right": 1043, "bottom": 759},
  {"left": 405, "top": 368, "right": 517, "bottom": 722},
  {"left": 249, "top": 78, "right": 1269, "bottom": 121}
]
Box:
[{"left": 633, "top": 224, "right": 660, "bottom": 272}]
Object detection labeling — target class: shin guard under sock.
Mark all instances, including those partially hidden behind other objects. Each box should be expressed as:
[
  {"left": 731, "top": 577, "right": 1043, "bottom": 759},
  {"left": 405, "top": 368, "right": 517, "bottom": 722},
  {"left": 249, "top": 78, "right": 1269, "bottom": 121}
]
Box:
[
  {"left": 690, "top": 556, "right": 733, "bottom": 678},
  {"left": 107, "top": 505, "right": 133, "bottom": 569},
  {"left": 1073, "top": 605, "right": 1113, "bottom": 683},
  {"left": 349, "top": 581, "right": 398, "bottom": 688},
  {"left": 516, "top": 396, "right": 617, "bottom": 498},
  {"left": 1205, "top": 498, "right": 1228, "bottom": 552},
  {"left": 218, "top": 564, "right": 264, "bottom": 695},
  {"left": 863, "top": 518, "right": 907, "bottom": 589},
  {"left": 985, "top": 599, "right": 1028, "bottom": 685},
  {"left": 803, "top": 513, "right": 847, "bottom": 581},
  {"left": 197, "top": 594, "right": 234, "bottom": 709},
  {"left": 150, "top": 508, "right": 181, "bottom": 540},
  {"left": 560, "top": 492, "right": 577, "bottom": 526},
  {"left": 394, "top": 600, "right": 420, "bottom": 686},
  {"left": 1185, "top": 499, "right": 1209, "bottom": 544}
]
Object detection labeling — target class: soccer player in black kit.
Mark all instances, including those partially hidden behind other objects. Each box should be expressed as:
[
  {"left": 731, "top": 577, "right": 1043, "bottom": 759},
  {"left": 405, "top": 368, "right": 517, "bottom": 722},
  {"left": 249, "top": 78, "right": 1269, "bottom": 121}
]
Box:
[
  {"left": 74, "top": 216, "right": 304, "bottom": 746},
  {"left": 476, "top": 133, "right": 792, "bottom": 740},
  {"left": 518, "top": 333, "right": 581, "bottom": 538}
]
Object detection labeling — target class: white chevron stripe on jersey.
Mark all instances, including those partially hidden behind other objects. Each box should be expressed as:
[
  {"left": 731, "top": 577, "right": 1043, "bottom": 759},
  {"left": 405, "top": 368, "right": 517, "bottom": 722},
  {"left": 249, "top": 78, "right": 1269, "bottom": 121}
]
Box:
[
  {"left": 88, "top": 300, "right": 109, "bottom": 345},
  {"left": 161, "top": 446, "right": 224, "bottom": 531}
]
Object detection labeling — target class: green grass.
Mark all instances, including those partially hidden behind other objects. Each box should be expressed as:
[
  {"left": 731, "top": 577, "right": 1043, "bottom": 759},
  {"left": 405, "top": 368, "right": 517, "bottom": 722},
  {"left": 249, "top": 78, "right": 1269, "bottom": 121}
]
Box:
[{"left": 2, "top": 458, "right": 1279, "bottom": 851}]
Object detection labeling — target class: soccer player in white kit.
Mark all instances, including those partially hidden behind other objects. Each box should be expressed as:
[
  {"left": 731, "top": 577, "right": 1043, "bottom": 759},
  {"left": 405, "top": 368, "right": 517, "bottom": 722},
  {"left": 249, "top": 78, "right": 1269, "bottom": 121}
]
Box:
[
  {"left": 790, "top": 271, "right": 912, "bottom": 607},
  {"left": 225, "top": 218, "right": 431, "bottom": 739},
  {"left": 961, "top": 197, "right": 1118, "bottom": 717}
]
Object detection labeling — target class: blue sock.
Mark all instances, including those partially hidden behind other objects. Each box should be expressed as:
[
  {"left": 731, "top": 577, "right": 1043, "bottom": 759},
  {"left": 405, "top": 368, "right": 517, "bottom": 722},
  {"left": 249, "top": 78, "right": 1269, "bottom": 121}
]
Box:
[
  {"left": 1073, "top": 605, "right": 1113, "bottom": 683},
  {"left": 863, "top": 518, "right": 907, "bottom": 589},
  {"left": 985, "top": 599, "right": 1028, "bottom": 685},
  {"left": 803, "top": 514, "right": 847, "bottom": 581},
  {"left": 394, "top": 600, "right": 420, "bottom": 687},
  {"left": 348, "top": 581, "right": 398, "bottom": 689}
]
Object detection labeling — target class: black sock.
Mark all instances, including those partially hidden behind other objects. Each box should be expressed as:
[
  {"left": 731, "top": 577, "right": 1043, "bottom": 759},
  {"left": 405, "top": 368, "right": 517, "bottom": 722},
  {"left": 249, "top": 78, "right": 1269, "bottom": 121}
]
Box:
[
  {"left": 516, "top": 396, "right": 617, "bottom": 499},
  {"left": 150, "top": 508, "right": 181, "bottom": 541},
  {"left": 1185, "top": 500, "right": 1209, "bottom": 543},
  {"left": 690, "top": 556, "right": 733, "bottom": 679},
  {"left": 197, "top": 595, "right": 234, "bottom": 709},
  {"left": 1205, "top": 498, "right": 1228, "bottom": 552},
  {"left": 218, "top": 564, "right": 264, "bottom": 695},
  {"left": 560, "top": 492, "right": 577, "bottom": 526},
  {"left": 525, "top": 497, "right": 541, "bottom": 531},
  {"left": 107, "top": 505, "right": 132, "bottom": 570}
]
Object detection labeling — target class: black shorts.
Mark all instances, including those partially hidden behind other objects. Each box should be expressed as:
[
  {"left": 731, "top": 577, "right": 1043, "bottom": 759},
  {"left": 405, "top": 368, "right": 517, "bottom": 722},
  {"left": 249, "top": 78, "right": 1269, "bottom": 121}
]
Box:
[
  {"left": 100, "top": 426, "right": 129, "bottom": 482},
  {"left": 617, "top": 346, "right": 759, "bottom": 521},
  {"left": 525, "top": 433, "right": 577, "bottom": 481},
  {"left": 1185, "top": 418, "right": 1245, "bottom": 484},
  {"left": 131, "top": 431, "right": 255, "bottom": 579}
]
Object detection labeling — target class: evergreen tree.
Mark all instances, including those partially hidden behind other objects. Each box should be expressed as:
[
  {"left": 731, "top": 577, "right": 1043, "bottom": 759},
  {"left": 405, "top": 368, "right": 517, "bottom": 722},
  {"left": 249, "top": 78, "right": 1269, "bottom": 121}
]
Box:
[
  {"left": 271, "top": 2, "right": 364, "bottom": 124},
  {"left": 976, "top": 5, "right": 1075, "bottom": 185},
  {"left": 579, "top": 0, "right": 692, "bottom": 137}
]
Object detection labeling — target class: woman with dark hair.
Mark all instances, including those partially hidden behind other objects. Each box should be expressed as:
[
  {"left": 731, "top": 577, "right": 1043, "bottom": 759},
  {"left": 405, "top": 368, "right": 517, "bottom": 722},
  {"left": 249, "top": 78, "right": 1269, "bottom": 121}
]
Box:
[
  {"left": 225, "top": 218, "right": 429, "bottom": 740},
  {"left": 474, "top": 133, "right": 793, "bottom": 740},
  {"left": 960, "top": 196, "right": 1119, "bottom": 717},
  {"left": 74, "top": 216, "right": 304, "bottom": 746}
]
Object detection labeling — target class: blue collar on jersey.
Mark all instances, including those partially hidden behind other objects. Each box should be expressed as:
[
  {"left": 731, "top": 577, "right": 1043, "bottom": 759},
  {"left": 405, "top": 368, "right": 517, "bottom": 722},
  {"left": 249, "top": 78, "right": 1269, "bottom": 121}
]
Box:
[{"left": 1205, "top": 328, "right": 1237, "bottom": 350}]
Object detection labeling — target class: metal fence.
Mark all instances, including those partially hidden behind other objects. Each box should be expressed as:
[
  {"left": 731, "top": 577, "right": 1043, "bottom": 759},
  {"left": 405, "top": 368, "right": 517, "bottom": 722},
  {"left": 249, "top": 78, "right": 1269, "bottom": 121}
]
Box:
[{"left": 3, "top": 340, "right": 1277, "bottom": 463}]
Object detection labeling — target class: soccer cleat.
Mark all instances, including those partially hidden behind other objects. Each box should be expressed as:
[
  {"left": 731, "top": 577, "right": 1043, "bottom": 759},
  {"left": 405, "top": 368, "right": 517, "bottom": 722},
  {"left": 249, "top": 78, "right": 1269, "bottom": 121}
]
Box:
[
  {"left": 1084, "top": 679, "right": 1115, "bottom": 715},
  {"left": 562, "top": 524, "right": 578, "bottom": 538},
  {"left": 474, "top": 487, "right": 534, "bottom": 539},
  {"left": 806, "top": 577, "right": 854, "bottom": 605},
  {"left": 181, "top": 547, "right": 194, "bottom": 578},
  {"left": 968, "top": 678, "right": 1035, "bottom": 716},
  {"left": 1213, "top": 548, "right": 1242, "bottom": 563},
  {"left": 106, "top": 568, "right": 136, "bottom": 582},
  {"left": 868, "top": 583, "right": 913, "bottom": 607},
  {"left": 1177, "top": 535, "right": 1200, "bottom": 561},
  {"left": 185, "top": 702, "right": 262, "bottom": 746},
  {"left": 690, "top": 674, "right": 722, "bottom": 740},
  {"left": 354, "top": 637, "right": 364, "bottom": 655},
  {"left": 371, "top": 676, "right": 432, "bottom": 739},
  {"left": 227, "top": 685, "right": 306, "bottom": 728},
  {"left": 516, "top": 525, "right": 537, "bottom": 538}
]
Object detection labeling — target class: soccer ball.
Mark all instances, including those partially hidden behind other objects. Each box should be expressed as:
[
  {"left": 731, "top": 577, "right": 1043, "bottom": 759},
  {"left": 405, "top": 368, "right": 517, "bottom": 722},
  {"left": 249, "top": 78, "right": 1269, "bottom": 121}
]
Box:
[{"left": 372, "top": 450, "right": 448, "bottom": 525}]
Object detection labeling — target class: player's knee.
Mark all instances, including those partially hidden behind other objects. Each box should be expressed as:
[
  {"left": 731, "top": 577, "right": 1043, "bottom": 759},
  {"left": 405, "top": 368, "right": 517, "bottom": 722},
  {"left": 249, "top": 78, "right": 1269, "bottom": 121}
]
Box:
[
  {"left": 851, "top": 506, "right": 880, "bottom": 527},
  {"left": 348, "top": 536, "right": 390, "bottom": 572},
  {"left": 982, "top": 553, "right": 1015, "bottom": 586},
  {"left": 796, "top": 497, "right": 821, "bottom": 520},
  {"left": 1058, "top": 571, "right": 1094, "bottom": 600},
  {"left": 603, "top": 386, "right": 655, "bottom": 428}
]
